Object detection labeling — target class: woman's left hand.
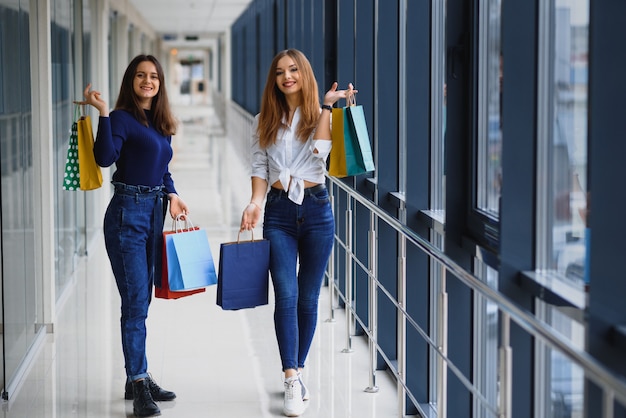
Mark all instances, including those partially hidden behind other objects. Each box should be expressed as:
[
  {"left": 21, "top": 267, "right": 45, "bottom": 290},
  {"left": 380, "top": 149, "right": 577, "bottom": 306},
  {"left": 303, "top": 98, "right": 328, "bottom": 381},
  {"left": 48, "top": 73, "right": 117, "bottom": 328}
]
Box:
[{"left": 168, "top": 194, "right": 189, "bottom": 219}]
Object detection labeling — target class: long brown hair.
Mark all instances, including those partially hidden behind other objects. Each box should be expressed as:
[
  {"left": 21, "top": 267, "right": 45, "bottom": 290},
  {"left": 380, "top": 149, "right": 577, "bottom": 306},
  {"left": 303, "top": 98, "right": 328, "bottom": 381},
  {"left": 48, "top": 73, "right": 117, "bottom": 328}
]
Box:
[
  {"left": 115, "top": 54, "right": 177, "bottom": 136},
  {"left": 257, "top": 49, "right": 320, "bottom": 148}
]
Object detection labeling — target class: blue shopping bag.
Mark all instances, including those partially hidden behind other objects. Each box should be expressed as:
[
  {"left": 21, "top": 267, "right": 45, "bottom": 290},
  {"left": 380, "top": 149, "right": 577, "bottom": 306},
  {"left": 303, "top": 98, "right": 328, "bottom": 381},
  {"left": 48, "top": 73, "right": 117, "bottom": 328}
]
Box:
[
  {"left": 166, "top": 218, "right": 217, "bottom": 291},
  {"left": 217, "top": 231, "right": 269, "bottom": 310}
]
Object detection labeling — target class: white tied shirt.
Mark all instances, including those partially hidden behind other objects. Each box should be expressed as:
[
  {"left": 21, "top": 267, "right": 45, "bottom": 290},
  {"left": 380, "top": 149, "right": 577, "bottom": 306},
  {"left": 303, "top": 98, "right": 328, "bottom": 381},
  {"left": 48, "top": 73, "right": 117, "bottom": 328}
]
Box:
[{"left": 250, "top": 108, "right": 332, "bottom": 205}]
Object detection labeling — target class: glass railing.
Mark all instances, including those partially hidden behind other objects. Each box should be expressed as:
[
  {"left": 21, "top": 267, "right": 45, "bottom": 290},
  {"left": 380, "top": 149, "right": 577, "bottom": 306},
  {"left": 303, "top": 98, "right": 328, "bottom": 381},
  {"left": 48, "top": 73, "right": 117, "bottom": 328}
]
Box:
[
  {"left": 325, "top": 177, "right": 626, "bottom": 417},
  {"left": 225, "top": 99, "right": 626, "bottom": 418}
]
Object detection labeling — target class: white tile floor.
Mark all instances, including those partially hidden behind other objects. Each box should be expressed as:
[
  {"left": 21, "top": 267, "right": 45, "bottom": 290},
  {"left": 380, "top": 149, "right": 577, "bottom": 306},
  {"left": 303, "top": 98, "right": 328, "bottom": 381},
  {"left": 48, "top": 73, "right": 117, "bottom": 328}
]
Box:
[{"left": 1, "top": 102, "right": 403, "bottom": 417}]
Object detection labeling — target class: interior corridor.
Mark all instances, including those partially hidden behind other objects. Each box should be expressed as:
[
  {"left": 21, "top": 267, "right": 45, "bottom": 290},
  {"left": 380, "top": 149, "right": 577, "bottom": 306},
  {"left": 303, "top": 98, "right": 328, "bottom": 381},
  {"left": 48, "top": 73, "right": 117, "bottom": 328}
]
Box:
[{"left": 1, "top": 101, "right": 400, "bottom": 417}]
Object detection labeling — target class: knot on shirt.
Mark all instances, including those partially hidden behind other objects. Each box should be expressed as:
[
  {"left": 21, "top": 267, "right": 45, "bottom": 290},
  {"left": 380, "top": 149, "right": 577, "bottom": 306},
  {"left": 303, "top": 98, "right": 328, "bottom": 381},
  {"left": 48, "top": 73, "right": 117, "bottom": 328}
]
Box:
[{"left": 278, "top": 168, "right": 305, "bottom": 205}]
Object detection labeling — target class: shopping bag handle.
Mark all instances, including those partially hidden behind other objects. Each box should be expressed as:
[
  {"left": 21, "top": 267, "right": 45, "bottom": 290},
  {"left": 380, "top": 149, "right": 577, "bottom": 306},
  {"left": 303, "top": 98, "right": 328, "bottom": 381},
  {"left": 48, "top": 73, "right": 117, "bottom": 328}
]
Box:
[
  {"left": 346, "top": 92, "right": 356, "bottom": 107},
  {"left": 171, "top": 214, "right": 195, "bottom": 232},
  {"left": 237, "top": 229, "right": 258, "bottom": 243},
  {"left": 74, "top": 103, "right": 88, "bottom": 121}
]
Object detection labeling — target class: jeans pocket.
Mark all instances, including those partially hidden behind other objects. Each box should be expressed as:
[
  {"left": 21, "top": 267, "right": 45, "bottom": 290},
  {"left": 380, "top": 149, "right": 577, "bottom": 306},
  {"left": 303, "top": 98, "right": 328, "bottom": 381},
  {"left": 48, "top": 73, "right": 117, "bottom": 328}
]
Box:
[
  {"left": 309, "top": 189, "right": 330, "bottom": 205},
  {"left": 265, "top": 190, "right": 281, "bottom": 208}
]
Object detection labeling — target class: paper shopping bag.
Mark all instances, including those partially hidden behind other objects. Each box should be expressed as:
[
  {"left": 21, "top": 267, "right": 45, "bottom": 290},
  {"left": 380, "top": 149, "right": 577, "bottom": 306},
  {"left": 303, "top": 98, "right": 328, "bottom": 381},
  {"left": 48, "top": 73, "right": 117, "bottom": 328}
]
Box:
[
  {"left": 76, "top": 115, "right": 103, "bottom": 190},
  {"left": 155, "top": 229, "right": 206, "bottom": 299},
  {"left": 328, "top": 95, "right": 375, "bottom": 178},
  {"left": 217, "top": 231, "right": 270, "bottom": 310},
  {"left": 345, "top": 105, "right": 375, "bottom": 172},
  {"left": 328, "top": 107, "right": 348, "bottom": 177},
  {"left": 166, "top": 221, "right": 217, "bottom": 291},
  {"left": 62, "top": 120, "right": 81, "bottom": 190}
]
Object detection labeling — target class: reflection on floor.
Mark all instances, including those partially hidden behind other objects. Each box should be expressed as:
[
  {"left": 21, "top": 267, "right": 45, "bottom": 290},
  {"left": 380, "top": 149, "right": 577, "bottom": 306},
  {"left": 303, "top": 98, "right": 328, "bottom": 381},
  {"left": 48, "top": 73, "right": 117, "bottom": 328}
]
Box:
[{"left": 2, "top": 103, "right": 402, "bottom": 417}]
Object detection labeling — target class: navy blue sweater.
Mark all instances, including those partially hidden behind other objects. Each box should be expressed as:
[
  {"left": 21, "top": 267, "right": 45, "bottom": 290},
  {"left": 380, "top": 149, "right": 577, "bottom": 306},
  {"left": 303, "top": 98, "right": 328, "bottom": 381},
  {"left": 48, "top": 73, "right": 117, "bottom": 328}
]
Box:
[{"left": 94, "top": 109, "right": 177, "bottom": 194}]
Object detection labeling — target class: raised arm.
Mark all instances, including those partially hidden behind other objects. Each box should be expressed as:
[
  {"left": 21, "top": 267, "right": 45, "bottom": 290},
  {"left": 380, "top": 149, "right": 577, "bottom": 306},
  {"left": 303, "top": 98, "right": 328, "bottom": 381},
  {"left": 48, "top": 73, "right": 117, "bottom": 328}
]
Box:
[
  {"left": 313, "top": 82, "right": 356, "bottom": 141},
  {"left": 75, "top": 83, "right": 109, "bottom": 117}
]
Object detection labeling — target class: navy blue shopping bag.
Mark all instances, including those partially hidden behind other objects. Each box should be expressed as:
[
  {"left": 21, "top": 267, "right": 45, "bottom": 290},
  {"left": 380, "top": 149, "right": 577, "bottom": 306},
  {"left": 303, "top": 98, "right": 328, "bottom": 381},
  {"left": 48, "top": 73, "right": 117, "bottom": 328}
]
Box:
[{"left": 217, "top": 231, "right": 270, "bottom": 310}]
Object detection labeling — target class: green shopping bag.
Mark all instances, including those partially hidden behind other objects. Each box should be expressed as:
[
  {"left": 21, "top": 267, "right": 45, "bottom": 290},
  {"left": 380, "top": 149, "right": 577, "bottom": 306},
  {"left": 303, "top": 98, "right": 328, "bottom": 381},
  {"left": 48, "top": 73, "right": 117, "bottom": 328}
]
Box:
[{"left": 62, "top": 108, "right": 80, "bottom": 190}]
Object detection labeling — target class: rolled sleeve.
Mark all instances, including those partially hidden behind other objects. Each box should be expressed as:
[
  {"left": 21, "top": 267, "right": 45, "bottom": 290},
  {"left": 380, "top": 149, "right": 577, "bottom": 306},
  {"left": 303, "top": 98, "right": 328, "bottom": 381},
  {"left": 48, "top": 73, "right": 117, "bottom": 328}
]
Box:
[
  {"left": 250, "top": 116, "right": 269, "bottom": 180},
  {"left": 311, "top": 139, "right": 332, "bottom": 159}
]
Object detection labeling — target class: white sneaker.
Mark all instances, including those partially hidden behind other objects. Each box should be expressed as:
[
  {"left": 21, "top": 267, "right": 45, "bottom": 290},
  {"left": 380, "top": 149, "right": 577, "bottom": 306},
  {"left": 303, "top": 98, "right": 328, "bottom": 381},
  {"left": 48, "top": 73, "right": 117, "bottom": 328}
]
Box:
[
  {"left": 298, "top": 373, "right": 310, "bottom": 401},
  {"left": 283, "top": 376, "right": 305, "bottom": 417}
]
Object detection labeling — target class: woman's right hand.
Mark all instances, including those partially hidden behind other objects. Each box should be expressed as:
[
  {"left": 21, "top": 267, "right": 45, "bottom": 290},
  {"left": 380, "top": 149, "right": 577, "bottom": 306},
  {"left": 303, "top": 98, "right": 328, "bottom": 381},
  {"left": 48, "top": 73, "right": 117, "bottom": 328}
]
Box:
[
  {"left": 323, "top": 82, "right": 357, "bottom": 107},
  {"left": 74, "top": 84, "right": 109, "bottom": 116},
  {"left": 240, "top": 203, "right": 262, "bottom": 231}
]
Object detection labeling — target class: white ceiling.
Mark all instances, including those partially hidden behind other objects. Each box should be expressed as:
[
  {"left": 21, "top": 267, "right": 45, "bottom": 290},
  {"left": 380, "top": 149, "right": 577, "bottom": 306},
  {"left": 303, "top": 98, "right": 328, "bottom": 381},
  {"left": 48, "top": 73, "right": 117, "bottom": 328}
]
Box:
[{"left": 128, "top": 0, "right": 252, "bottom": 43}]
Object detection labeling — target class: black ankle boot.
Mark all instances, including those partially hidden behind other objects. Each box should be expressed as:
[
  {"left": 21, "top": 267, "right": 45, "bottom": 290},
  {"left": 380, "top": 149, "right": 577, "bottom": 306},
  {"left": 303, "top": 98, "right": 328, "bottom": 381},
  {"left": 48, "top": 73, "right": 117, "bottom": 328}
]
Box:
[
  {"left": 132, "top": 379, "right": 161, "bottom": 417},
  {"left": 146, "top": 376, "right": 177, "bottom": 401},
  {"left": 125, "top": 375, "right": 176, "bottom": 401}
]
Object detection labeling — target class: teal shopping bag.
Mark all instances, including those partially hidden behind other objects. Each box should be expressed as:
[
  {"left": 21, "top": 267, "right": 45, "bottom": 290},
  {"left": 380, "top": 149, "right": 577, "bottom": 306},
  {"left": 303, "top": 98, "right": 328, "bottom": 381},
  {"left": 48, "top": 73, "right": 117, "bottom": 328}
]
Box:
[
  {"left": 329, "top": 95, "right": 375, "bottom": 177},
  {"left": 346, "top": 104, "right": 375, "bottom": 173},
  {"left": 166, "top": 222, "right": 217, "bottom": 291}
]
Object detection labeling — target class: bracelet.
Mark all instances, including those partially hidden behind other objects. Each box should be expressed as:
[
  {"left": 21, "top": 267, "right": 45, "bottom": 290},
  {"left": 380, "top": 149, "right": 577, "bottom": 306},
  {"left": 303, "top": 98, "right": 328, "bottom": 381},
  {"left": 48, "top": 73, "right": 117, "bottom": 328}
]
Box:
[
  {"left": 321, "top": 104, "right": 332, "bottom": 112},
  {"left": 249, "top": 201, "right": 262, "bottom": 210}
]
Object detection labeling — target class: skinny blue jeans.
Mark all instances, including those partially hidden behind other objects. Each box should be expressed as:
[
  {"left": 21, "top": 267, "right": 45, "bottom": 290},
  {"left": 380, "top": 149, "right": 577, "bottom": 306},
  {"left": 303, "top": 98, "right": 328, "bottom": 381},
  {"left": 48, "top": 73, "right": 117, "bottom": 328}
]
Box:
[
  {"left": 263, "top": 184, "right": 335, "bottom": 371},
  {"left": 103, "top": 182, "right": 165, "bottom": 382}
]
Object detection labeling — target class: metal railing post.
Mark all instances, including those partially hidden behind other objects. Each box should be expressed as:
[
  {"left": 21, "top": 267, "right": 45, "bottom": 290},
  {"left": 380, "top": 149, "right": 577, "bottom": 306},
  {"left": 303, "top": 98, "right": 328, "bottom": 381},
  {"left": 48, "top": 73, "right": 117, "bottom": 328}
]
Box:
[
  {"left": 342, "top": 196, "right": 354, "bottom": 353},
  {"left": 326, "top": 190, "right": 336, "bottom": 323},
  {"left": 397, "top": 235, "right": 407, "bottom": 416},
  {"left": 365, "top": 212, "right": 379, "bottom": 393},
  {"left": 603, "top": 389, "right": 615, "bottom": 418},
  {"left": 437, "top": 270, "right": 448, "bottom": 418},
  {"left": 499, "top": 313, "right": 512, "bottom": 418}
]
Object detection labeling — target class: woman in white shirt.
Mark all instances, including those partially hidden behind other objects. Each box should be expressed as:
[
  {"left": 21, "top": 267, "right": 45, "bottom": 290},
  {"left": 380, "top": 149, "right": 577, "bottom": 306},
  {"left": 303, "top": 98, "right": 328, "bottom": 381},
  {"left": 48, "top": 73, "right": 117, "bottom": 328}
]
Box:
[{"left": 240, "top": 48, "right": 354, "bottom": 417}]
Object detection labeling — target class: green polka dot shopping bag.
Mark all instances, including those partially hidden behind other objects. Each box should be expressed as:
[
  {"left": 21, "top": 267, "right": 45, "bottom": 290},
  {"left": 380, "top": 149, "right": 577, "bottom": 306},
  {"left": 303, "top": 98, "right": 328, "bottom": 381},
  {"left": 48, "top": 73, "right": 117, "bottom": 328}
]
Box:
[
  {"left": 62, "top": 118, "right": 80, "bottom": 190},
  {"left": 62, "top": 105, "right": 102, "bottom": 191}
]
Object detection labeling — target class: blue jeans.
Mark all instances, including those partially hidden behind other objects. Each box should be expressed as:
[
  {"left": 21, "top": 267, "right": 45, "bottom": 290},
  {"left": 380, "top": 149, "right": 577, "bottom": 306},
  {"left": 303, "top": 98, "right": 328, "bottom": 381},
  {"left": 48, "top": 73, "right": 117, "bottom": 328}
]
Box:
[
  {"left": 103, "top": 182, "right": 165, "bottom": 381},
  {"left": 263, "top": 184, "right": 335, "bottom": 371}
]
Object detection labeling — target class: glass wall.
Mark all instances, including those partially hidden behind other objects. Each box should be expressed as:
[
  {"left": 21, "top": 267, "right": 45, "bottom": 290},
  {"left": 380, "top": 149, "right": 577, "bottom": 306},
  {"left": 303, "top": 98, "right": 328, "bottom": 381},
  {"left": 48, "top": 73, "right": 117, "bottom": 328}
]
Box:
[
  {"left": 430, "top": 0, "right": 446, "bottom": 410},
  {"left": 0, "top": 0, "right": 38, "bottom": 394},
  {"left": 477, "top": 0, "right": 503, "bottom": 219},
  {"left": 539, "top": 0, "right": 589, "bottom": 289},
  {"left": 80, "top": 0, "right": 99, "bottom": 246},
  {"left": 52, "top": 0, "right": 80, "bottom": 297},
  {"left": 552, "top": 0, "right": 589, "bottom": 286},
  {"left": 536, "top": 0, "right": 589, "bottom": 416}
]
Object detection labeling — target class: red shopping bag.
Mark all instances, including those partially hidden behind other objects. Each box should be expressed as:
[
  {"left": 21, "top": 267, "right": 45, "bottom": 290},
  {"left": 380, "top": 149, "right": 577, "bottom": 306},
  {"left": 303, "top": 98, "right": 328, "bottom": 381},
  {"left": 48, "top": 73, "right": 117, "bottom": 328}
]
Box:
[{"left": 155, "top": 229, "right": 206, "bottom": 299}]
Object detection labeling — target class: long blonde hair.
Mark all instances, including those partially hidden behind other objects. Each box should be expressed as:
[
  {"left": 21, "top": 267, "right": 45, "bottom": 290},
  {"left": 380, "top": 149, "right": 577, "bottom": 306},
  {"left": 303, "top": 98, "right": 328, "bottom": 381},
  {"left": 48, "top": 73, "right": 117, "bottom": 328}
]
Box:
[{"left": 257, "top": 49, "right": 320, "bottom": 148}]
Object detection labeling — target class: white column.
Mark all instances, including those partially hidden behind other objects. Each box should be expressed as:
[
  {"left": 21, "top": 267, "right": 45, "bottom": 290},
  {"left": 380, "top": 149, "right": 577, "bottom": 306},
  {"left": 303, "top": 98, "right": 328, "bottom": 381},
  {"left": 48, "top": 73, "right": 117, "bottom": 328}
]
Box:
[
  {"left": 220, "top": 31, "right": 232, "bottom": 100},
  {"left": 113, "top": 13, "right": 129, "bottom": 99},
  {"left": 29, "top": 0, "right": 55, "bottom": 327}
]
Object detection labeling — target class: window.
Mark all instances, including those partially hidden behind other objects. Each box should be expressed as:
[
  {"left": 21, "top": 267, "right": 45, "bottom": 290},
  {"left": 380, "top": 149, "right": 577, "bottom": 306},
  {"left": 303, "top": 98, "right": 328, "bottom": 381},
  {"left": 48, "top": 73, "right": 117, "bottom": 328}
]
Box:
[
  {"left": 476, "top": 0, "right": 502, "bottom": 219},
  {"left": 537, "top": 0, "right": 589, "bottom": 289},
  {"left": 465, "top": 0, "right": 502, "bottom": 253}
]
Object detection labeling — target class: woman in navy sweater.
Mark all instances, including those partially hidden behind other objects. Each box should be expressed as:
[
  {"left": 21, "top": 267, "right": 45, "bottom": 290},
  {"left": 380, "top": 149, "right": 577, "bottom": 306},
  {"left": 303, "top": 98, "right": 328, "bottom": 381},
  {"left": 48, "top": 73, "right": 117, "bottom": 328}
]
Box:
[{"left": 78, "top": 54, "right": 187, "bottom": 417}]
